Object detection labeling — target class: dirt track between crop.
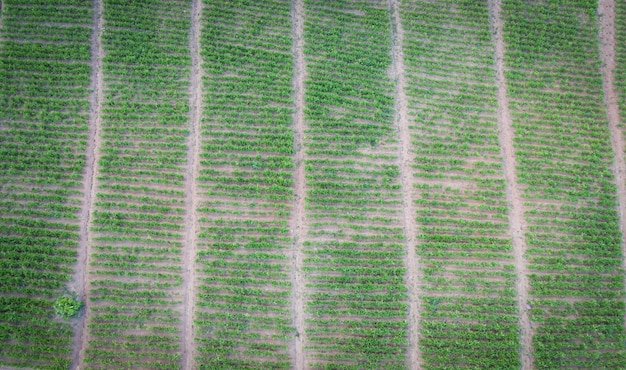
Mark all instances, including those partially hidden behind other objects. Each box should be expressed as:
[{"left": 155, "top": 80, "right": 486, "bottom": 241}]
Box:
[
  {"left": 0, "top": 1, "right": 4, "bottom": 33},
  {"left": 598, "top": 0, "right": 626, "bottom": 335},
  {"left": 388, "top": 1, "right": 422, "bottom": 369},
  {"left": 71, "top": 0, "right": 104, "bottom": 368},
  {"left": 181, "top": 0, "right": 203, "bottom": 368},
  {"left": 489, "top": 0, "right": 534, "bottom": 369},
  {"left": 290, "top": 0, "right": 307, "bottom": 367}
]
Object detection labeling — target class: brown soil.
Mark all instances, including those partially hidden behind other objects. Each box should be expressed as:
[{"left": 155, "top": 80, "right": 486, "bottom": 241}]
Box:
[
  {"left": 488, "top": 1, "right": 534, "bottom": 369},
  {"left": 388, "top": 1, "right": 422, "bottom": 369},
  {"left": 180, "top": 1, "right": 203, "bottom": 368},
  {"left": 598, "top": 0, "right": 626, "bottom": 334},
  {"left": 70, "top": 0, "right": 104, "bottom": 368},
  {"left": 290, "top": 0, "right": 308, "bottom": 368}
]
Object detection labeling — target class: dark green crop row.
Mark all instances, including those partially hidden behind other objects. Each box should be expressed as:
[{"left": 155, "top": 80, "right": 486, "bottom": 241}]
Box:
[
  {"left": 303, "top": 0, "right": 408, "bottom": 367},
  {"left": 194, "top": 0, "right": 295, "bottom": 368},
  {"left": 402, "top": 1, "right": 521, "bottom": 368},
  {"left": 0, "top": 0, "right": 93, "bottom": 367},
  {"left": 503, "top": 0, "right": 626, "bottom": 367},
  {"left": 84, "top": 0, "right": 191, "bottom": 366}
]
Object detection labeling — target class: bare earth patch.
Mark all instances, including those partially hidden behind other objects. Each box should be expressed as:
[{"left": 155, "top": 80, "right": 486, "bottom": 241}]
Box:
[
  {"left": 290, "top": 0, "right": 308, "bottom": 367},
  {"left": 598, "top": 0, "right": 626, "bottom": 334},
  {"left": 70, "top": 0, "right": 104, "bottom": 368},
  {"left": 488, "top": 0, "right": 534, "bottom": 369},
  {"left": 388, "top": 0, "right": 423, "bottom": 368},
  {"left": 181, "top": 0, "right": 204, "bottom": 368}
]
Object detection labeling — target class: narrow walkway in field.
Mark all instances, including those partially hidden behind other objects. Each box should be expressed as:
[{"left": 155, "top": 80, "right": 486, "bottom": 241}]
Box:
[
  {"left": 181, "top": 0, "right": 203, "bottom": 368},
  {"left": 488, "top": 0, "right": 534, "bottom": 368},
  {"left": 598, "top": 0, "right": 626, "bottom": 331},
  {"left": 0, "top": 1, "right": 4, "bottom": 31},
  {"left": 388, "top": 1, "right": 422, "bottom": 368},
  {"left": 290, "top": 0, "right": 307, "bottom": 367},
  {"left": 72, "top": 0, "right": 104, "bottom": 368}
]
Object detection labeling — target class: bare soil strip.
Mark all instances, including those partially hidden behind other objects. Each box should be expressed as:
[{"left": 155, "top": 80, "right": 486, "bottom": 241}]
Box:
[
  {"left": 290, "top": 0, "right": 307, "bottom": 367},
  {"left": 598, "top": 0, "right": 626, "bottom": 332},
  {"left": 488, "top": 1, "right": 534, "bottom": 368},
  {"left": 71, "top": 0, "right": 104, "bottom": 368},
  {"left": 388, "top": 1, "right": 422, "bottom": 368},
  {"left": 181, "top": 0, "right": 203, "bottom": 368},
  {"left": 0, "top": 1, "right": 4, "bottom": 31}
]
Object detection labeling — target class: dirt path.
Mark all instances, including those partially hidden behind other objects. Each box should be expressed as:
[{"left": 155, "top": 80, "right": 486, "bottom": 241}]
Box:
[
  {"left": 388, "top": 1, "right": 422, "bottom": 369},
  {"left": 0, "top": 1, "right": 4, "bottom": 32},
  {"left": 598, "top": 0, "right": 626, "bottom": 333},
  {"left": 290, "top": 0, "right": 307, "bottom": 367},
  {"left": 181, "top": 0, "right": 203, "bottom": 368},
  {"left": 70, "top": 0, "right": 104, "bottom": 368},
  {"left": 488, "top": 1, "right": 534, "bottom": 368}
]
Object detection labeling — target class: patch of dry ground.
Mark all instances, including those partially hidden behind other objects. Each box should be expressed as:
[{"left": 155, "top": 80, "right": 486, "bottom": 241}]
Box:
[
  {"left": 290, "top": 0, "right": 307, "bottom": 367},
  {"left": 71, "top": 0, "right": 104, "bottom": 367},
  {"left": 598, "top": 0, "right": 626, "bottom": 335},
  {"left": 388, "top": 0, "right": 423, "bottom": 368},
  {"left": 181, "top": 0, "right": 203, "bottom": 368}
]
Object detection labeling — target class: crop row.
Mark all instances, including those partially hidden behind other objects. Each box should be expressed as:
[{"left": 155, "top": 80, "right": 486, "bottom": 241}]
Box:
[
  {"left": 3, "top": 0, "right": 626, "bottom": 368},
  {"left": 503, "top": 0, "right": 626, "bottom": 367},
  {"left": 194, "top": 0, "right": 295, "bottom": 368},
  {"left": 0, "top": 0, "right": 93, "bottom": 368},
  {"left": 617, "top": 0, "right": 626, "bottom": 152},
  {"left": 402, "top": 1, "right": 521, "bottom": 368},
  {"left": 83, "top": 0, "right": 191, "bottom": 367},
  {"left": 302, "top": 0, "right": 408, "bottom": 367}
]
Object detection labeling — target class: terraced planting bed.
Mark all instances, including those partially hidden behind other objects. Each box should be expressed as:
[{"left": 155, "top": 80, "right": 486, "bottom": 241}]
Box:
[{"left": 1, "top": 0, "right": 625, "bottom": 368}]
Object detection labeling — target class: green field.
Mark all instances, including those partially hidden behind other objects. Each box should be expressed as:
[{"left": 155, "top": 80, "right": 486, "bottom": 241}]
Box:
[{"left": 1, "top": 0, "right": 625, "bottom": 368}]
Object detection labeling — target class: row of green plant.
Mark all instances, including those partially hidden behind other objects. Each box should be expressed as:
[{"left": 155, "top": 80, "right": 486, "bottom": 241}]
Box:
[
  {"left": 503, "top": 0, "right": 626, "bottom": 368},
  {"left": 195, "top": 0, "right": 295, "bottom": 367},
  {"left": 302, "top": 0, "right": 409, "bottom": 367},
  {"left": 0, "top": 0, "right": 94, "bottom": 367},
  {"left": 402, "top": 1, "right": 521, "bottom": 368},
  {"left": 616, "top": 0, "right": 626, "bottom": 128},
  {"left": 84, "top": 0, "right": 191, "bottom": 366}
]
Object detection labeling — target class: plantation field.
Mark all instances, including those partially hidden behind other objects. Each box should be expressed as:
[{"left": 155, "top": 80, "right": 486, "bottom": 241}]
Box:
[{"left": 1, "top": 0, "right": 626, "bottom": 369}]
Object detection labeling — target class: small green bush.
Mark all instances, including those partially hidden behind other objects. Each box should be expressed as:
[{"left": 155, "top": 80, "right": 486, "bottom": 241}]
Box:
[{"left": 53, "top": 294, "right": 83, "bottom": 319}]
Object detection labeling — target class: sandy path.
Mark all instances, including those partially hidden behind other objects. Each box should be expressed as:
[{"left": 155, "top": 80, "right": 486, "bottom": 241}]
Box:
[
  {"left": 0, "top": 1, "right": 4, "bottom": 32},
  {"left": 488, "top": 1, "right": 534, "bottom": 369},
  {"left": 70, "top": 0, "right": 104, "bottom": 368},
  {"left": 290, "top": 0, "right": 307, "bottom": 367},
  {"left": 388, "top": 1, "right": 422, "bottom": 368},
  {"left": 598, "top": 0, "right": 626, "bottom": 333},
  {"left": 181, "top": 0, "right": 203, "bottom": 368}
]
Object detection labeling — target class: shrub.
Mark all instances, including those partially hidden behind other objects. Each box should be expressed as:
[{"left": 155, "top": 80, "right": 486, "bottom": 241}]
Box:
[{"left": 54, "top": 293, "right": 83, "bottom": 319}]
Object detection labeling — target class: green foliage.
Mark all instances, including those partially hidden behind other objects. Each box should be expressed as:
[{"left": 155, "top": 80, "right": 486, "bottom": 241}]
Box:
[
  {"left": 402, "top": 1, "right": 520, "bottom": 367},
  {"left": 84, "top": 0, "right": 191, "bottom": 366},
  {"left": 0, "top": 0, "right": 92, "bottom": 367},
  {"left": 503, "top": 0, "right": 626, "bottom": 367},
  {"left": 195, "top": 0, "right": 295, "bottom": 367},
  {"left": 54, "top": 294, "right": 83, "bottom": 319}
]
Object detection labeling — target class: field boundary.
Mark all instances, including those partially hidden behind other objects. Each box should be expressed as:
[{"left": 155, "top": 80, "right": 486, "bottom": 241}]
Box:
[
  {"left": 488, "top": 0, "right": 534, "bottom": 368},
  {"left": 181, "top": 0, "right": 203, "bottom": 367},
  {"left": 598, "top": 0, "right": 626, "bottom": 331},
  {"left": 388, "top": 1, "right": 422, "bottom": 368},
  {"left": 72, "top": 0, "right": 104, "bottom": 367},
  {"left": 290, "top": 0, "right": 307, "bottom": 367}
]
